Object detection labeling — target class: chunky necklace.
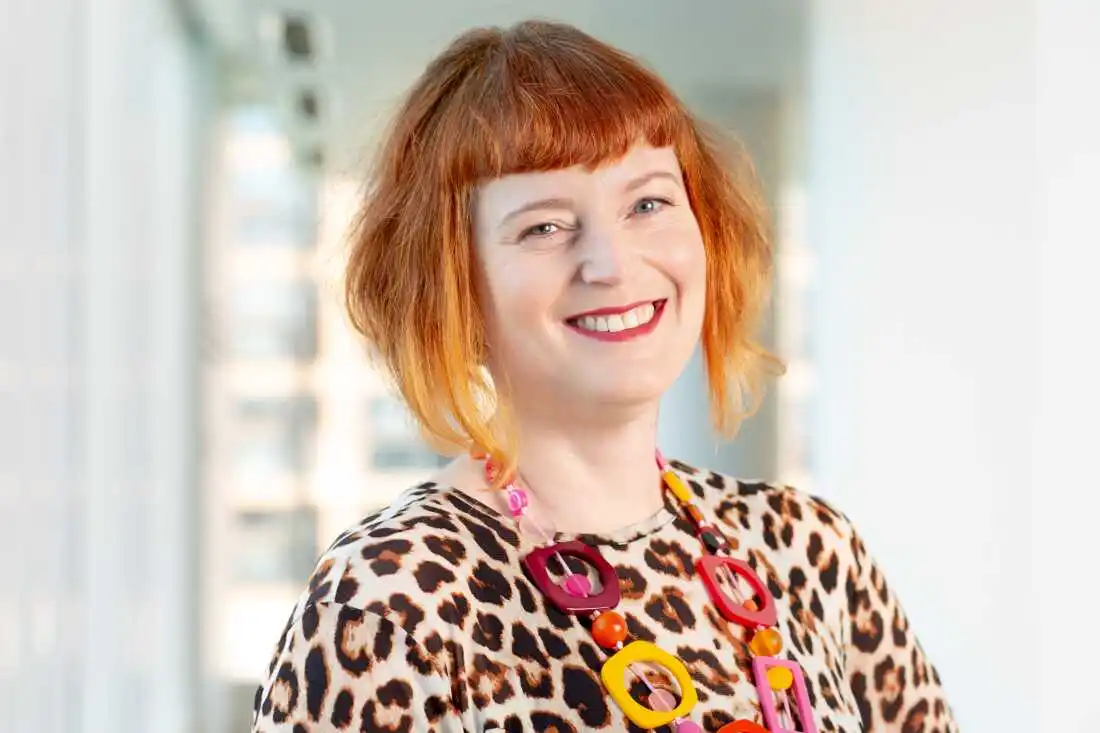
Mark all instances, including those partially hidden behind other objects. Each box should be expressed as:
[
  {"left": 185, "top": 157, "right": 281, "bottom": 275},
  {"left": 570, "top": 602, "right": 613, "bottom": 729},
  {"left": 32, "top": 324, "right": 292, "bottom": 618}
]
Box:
[{"left": 482, "top": 451, "right": 818, "bottom": 733}]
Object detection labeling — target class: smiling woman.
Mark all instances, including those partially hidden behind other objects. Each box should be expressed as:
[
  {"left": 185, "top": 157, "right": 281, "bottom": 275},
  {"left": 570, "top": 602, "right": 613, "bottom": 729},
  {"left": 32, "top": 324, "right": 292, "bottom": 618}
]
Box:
[{"left": 251, "top": 19, "right": 958, "bottom": 733}]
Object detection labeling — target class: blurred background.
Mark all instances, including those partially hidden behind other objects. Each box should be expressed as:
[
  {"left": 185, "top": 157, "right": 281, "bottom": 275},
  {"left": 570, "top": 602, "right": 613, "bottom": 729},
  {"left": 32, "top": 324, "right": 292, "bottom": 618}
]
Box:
[{"left": 1, "top": 0, "right": 1096, "bottom": 731}]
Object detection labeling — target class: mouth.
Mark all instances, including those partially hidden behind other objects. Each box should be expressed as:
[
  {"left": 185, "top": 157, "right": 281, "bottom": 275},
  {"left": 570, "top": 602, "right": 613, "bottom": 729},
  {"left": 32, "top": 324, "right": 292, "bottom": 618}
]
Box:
[{"left": 564, "top": 299, "right": 667, "bottom": 342}]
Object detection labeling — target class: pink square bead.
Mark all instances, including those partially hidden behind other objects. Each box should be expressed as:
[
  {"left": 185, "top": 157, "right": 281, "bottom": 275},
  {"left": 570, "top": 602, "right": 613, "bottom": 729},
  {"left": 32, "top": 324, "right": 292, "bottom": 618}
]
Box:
[{"left": 751, "top": 656, "right": 817, "bottom": 733}]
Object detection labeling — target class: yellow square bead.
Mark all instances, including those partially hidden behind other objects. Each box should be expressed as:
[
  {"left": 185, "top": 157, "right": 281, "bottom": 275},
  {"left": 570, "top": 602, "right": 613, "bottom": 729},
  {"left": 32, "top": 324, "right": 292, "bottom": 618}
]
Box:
[{"left": 601, "top": 640, "right": 698, "bottom": 728}]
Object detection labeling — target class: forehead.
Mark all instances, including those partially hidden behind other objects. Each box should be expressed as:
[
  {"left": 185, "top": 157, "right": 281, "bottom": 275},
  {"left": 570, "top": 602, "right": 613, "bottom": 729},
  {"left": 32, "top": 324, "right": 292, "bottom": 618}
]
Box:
[{"left": 475, "top": 145, "right": 682, "bottom": 216}]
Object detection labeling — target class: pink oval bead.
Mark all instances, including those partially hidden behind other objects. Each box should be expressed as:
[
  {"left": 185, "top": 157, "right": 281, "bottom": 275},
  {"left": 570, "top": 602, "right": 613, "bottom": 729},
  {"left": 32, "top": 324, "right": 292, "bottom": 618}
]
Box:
[
  {"left": 505, "top": 486, "right": 529, "bottom": 517},
  {"left": 672, "top": 720, "right": 703, "bottom": 733},
  {"left": 648, "top": 689, "right": 677, "bottom": 711},
  {"left": 561, "top": 573, "right": 592, "bottom": 597}
]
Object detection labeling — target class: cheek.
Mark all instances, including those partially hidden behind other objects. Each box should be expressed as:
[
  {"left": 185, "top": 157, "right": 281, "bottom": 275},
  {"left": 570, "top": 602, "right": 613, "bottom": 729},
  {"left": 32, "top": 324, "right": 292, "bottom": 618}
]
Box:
[
  {"left": 653, "top": 218, "right": 707, "bottom": 291},
  {"left": 682, "top": 236, "right": 708, "bottom": 285},
  {"left": 480, "top": 252, "right": 564, "bottom": 339}
]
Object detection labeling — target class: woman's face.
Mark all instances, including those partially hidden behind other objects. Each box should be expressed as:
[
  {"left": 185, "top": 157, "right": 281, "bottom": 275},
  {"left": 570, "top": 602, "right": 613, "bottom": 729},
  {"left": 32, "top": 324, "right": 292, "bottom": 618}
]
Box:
[{"left": 473, "top": 144, "right": 707, "bottom": 419}]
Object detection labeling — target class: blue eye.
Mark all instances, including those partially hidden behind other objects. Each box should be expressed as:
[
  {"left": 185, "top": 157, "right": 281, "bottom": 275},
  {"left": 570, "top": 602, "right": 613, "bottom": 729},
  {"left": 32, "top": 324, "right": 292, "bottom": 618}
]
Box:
[{"left": 633, "top": 197, "right": 669, "bottom": 216}]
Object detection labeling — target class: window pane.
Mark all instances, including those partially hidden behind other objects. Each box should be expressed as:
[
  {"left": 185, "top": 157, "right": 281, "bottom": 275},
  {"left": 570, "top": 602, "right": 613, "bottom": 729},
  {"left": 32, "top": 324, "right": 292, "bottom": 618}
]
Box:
[
  {"left": 227, "top": 112, "right": 319, "bottom": 250},
  {"left": 234, "top": 396, "right": 318, "bottom": 476},
  {"left": 233, "top": 507, "right": 318, "bottom": 584},
  {"left": 228, "top": 281, "right": 318, "bottom": 361},
  {"left": 367, "top": 396, "right": 447, "bottom": 471}
]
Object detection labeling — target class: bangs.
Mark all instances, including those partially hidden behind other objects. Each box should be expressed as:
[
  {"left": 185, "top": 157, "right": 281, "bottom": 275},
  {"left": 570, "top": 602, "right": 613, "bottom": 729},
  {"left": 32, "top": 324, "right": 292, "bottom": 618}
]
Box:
[{"left": 435, "top": 26, "right": 692, "bottom": 184}]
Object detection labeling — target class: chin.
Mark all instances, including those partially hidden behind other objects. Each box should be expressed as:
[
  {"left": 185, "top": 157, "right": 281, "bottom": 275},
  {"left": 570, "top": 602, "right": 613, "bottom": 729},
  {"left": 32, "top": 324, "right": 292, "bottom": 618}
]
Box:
[{"left": 576, "top": 371, "right": 677, "bottom": 408}]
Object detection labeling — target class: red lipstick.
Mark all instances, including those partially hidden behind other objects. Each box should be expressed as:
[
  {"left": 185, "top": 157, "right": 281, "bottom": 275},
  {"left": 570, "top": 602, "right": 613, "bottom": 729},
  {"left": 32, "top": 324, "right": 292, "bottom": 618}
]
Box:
[{"left": 565, "top": 299, "right": 666, "bottom": 343}]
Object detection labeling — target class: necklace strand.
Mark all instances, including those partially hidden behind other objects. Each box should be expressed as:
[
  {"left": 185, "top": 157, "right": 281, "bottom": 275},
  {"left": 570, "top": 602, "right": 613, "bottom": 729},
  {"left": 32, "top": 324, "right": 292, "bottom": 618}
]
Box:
[{"left": 481, "top": 451, "right": 818, "bottom": 733}]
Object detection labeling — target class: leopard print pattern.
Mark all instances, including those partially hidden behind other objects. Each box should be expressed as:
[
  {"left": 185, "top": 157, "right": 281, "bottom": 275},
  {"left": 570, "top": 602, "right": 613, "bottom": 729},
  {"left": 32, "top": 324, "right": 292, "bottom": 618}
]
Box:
[{"left": 251, "top": 462, "right": 958, "bottom": 732}]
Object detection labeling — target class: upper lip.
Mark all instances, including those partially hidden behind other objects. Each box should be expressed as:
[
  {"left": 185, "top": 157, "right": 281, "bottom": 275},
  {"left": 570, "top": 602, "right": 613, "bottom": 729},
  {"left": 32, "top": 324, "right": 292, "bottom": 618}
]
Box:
[{"left": 566, "top": 299, "right": 663, "bottom": 320}]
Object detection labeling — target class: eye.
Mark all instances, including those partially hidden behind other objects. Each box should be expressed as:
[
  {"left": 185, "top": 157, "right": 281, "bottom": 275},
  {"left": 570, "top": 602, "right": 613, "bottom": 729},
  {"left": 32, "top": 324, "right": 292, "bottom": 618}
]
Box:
[
  {"left": 632, "top": 197, "right": 671, "bottom": 216},
  {"left": 520, "top": 222, "right": 562, "bottom": 240}
]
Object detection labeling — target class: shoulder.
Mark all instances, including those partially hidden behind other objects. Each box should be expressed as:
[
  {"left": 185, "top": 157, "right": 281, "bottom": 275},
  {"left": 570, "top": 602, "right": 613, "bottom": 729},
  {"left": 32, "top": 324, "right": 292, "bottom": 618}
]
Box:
[
  {"left": 670, "top": 459, "right": 864, "bottom": 577},
  {"left": 672, "top": 460, "right": 856, "bottom": 533},
  {"left": 290, "top": 480, "right": 524, "bottom": 637}
]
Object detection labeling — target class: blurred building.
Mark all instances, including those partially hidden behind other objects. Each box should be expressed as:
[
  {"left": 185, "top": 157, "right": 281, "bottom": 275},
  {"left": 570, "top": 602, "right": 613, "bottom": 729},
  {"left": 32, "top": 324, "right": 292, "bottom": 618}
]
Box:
[{"left": 203, "top": 106, "right": 450, "bottom": 722}]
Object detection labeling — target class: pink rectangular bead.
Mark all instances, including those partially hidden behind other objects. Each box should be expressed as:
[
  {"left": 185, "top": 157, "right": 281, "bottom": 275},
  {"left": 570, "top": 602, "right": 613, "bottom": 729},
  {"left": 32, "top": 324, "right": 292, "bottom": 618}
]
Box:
[{"left": 751, "top": 656, "right": 817, "bottom": 733}]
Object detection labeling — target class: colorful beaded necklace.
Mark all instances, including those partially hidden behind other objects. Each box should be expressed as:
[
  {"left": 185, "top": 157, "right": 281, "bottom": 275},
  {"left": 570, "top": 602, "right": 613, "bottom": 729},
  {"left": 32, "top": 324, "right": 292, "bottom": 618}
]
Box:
[{"left": 481, "top": 451, "right": 818, "bottom": 733}]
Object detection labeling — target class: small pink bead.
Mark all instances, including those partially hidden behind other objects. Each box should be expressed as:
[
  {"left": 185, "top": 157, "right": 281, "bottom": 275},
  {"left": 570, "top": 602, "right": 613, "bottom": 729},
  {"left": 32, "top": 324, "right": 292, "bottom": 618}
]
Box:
[
  {"left": 505, "top": 486, "right": 529, "bottom": 517},
  {"left": 672, "top": 720, "right": 703, "bottom": 733},
  {"left": 648, "top": 689, "right": 677, "bottom": 711},
  {"left": 561, "top": 573, "right": 592, "bottom": 597}
]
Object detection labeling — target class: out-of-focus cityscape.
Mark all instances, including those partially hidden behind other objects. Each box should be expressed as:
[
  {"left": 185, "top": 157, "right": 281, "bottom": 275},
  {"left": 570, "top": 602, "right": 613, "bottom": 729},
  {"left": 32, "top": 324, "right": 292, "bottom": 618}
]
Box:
[{"left": 2, "top": 1, "right": 1097, "bottom": 732}]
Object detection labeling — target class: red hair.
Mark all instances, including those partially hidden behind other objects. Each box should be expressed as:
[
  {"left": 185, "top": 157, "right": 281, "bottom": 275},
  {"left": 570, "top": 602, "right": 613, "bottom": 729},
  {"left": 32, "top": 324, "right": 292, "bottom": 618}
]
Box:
[{"left": 346, "top": 20, "right": 782, "bottom": 480}]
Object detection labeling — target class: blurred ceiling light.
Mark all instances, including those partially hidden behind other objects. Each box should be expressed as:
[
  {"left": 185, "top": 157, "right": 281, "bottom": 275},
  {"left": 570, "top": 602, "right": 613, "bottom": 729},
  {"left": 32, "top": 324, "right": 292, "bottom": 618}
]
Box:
[{"left": 226, "top": 134, "right": 294, "bottom": 169}]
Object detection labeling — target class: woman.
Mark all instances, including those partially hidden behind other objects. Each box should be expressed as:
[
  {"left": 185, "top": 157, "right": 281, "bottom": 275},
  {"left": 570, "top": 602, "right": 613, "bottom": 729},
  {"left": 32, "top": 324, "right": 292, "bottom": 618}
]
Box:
[{"left": 251, "top": 20, "right": 957, "bottom": 733}]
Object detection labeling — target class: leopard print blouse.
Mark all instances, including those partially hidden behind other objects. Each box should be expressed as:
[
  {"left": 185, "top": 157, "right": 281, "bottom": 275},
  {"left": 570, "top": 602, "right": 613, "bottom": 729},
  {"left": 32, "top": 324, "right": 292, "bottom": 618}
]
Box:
[{"left": 251, "top": 461, "right": 958, "bottom": 732}]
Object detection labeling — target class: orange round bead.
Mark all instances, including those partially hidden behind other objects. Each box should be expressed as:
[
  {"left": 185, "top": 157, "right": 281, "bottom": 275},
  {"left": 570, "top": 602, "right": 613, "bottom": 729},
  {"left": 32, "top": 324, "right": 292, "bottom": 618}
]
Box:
[
  {"left": 591, "top": 610, "right": 628, "bottom": 648},
  {"left": 749, "top": 627, "right": 784, "bottom": 657},
  {"left": 686, "top": 504, "right": 706, "bottom": 525},
  {"left": 743, "top": 598, "right": 759, "bottom": 612}
]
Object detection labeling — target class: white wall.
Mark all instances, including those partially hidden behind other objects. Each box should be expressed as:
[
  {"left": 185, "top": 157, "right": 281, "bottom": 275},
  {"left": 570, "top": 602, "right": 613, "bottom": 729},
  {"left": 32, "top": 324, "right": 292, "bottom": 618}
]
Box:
[
  {"left": 1034, "top": 3, "right": 1100, "bottom": 731},
  {"left": 0, "top": 1, "right": 211, "bottom": 731},
  {"left": 0, "top": 2, "right": 85, "bottom": 729},
  {"left": 809, "top": 2, "right": 1098, "bottom": 731}
]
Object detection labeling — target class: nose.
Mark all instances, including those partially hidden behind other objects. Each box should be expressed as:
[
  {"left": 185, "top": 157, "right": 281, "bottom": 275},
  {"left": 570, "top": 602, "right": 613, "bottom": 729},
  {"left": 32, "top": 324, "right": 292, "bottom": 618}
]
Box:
[{"left": 576, "top": 225, "right": 627, "bottom": 286}]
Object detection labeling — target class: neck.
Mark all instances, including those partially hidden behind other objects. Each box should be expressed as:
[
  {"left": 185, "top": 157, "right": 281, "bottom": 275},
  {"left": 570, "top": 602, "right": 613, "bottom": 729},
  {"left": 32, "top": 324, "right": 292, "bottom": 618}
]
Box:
[{"left": 505, "top": 406, "right": 666, "bottom": 535}]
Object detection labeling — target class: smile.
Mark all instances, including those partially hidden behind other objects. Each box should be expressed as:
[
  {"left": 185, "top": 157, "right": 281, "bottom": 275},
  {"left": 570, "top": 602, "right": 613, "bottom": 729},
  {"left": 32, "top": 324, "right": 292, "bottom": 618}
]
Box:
[{"left": 565, "top": 299, "right": 667, "bottom": 342}]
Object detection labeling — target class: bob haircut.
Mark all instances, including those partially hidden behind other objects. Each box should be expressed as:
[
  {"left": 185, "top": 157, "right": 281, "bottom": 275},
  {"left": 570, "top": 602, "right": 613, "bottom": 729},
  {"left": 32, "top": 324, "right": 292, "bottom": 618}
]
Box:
[{"left": 346, "top": 20, "right": 782, "bottom": 481}]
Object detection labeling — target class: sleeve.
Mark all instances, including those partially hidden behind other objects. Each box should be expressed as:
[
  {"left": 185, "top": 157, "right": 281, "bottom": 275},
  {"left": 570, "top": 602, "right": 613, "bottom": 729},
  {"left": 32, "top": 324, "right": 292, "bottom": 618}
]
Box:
[
  {"left": 844, "top": 526, "right": 960, "bottom": 733},
  {"left": 251, "top": 601, "right": 472, "bottom": 732}
]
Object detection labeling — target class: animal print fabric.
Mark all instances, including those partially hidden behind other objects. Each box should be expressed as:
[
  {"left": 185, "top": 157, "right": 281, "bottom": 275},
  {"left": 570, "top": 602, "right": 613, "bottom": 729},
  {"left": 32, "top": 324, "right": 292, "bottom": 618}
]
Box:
[{"left": 251, "top": 462, "right": 958, "bottom": 732}]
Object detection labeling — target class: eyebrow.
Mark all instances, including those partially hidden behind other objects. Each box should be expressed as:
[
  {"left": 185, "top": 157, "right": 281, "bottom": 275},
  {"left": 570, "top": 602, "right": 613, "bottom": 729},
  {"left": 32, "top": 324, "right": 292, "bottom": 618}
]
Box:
[
  {"left": 500, "top": 197, "right": 575, "bottom": 226},
  {"left": 623, "top": 169, "right": 683, "bottom": 193}
]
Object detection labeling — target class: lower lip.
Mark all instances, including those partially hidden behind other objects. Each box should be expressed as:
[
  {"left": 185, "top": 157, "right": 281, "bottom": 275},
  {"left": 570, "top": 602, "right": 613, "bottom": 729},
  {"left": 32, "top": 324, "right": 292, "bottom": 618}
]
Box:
[{"left": 566, "top": 300, "right": 666, "bottom": 342}]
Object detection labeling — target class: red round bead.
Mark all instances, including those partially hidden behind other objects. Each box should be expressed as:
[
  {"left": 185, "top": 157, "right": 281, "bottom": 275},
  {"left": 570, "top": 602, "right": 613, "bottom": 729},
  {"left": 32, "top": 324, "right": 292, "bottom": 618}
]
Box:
[
  {"left": 717, "top": 722, "right": 768, "bottom": 733},
  {"left": 591, "top": 610, "right": 628, "bottom": 648}
]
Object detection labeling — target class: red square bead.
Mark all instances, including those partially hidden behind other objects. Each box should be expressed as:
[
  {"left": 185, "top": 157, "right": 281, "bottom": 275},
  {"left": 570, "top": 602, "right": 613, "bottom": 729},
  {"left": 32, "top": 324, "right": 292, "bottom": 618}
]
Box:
[
  {"left": 696, "top": 555, "right": 777, "bottom": 628},
  {"left": 523, "top": 540, "right": 621, "bottom": 614}
]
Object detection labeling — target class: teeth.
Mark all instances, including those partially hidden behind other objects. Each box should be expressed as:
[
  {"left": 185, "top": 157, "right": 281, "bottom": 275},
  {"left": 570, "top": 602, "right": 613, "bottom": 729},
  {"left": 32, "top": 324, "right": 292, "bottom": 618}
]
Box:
[{"left": 574, "top": 302, "right": 658, "bottom": 334}]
